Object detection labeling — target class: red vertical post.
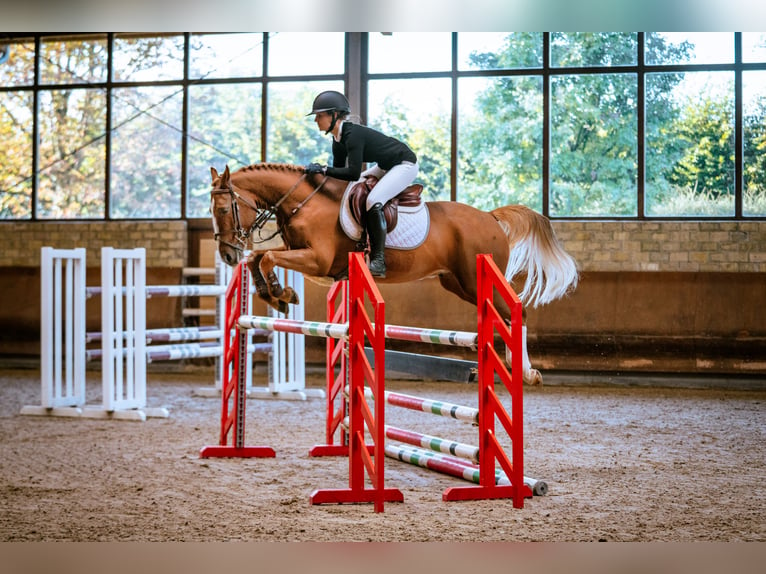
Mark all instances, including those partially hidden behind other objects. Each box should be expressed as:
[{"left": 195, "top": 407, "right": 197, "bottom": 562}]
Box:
[
  {"left": 310, "top": 252, "right": 403, "bottom": 511},
  {"left": 200, "top": 261, "right": 275, "bottom": 458},
  {"left": 442, "top": 254, "right": 531, "bottom": 506}
]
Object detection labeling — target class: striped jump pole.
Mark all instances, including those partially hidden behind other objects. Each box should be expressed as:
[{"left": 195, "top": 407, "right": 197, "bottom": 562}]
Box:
[
  {"left": 86, "top": 326, "right": 224, "bottom": 344},
  {"left": 384, "top": 425, "right": 480, "bottom": 464},
  {"left": 238, "top": 316, "right": 349, "bottom": 340},
  {"left": 338, "top": 416, "right": 480, "bottom": 464},
  {"left": 384, "top": 444, "right": 547, "bottom": 496},
  {"left": 238, "top": 316, "right": 478, "bottom": 350},
  {"left": 309, "top": 322, "right": 480, "bottom": 456},
  {"left": 341, "top": 397, "right": 547, "bottom": 497},
  {"left": 86, "top": 341, "right": 273, "bottom": 362},
  {"left": 381, "top": 390, "right": 480, "bottom": 424},
  {"left": 86, "top": 284, "right": 228, "bottom": 298}
]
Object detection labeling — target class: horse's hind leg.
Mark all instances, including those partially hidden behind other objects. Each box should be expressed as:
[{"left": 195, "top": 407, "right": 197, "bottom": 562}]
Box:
[
  {"left": 439, "top": 273, "right": 543, "bottom": 385},
  {"left": 505, "top": 315, "right": 543, "bottom": 386},
  {"left": 496, "top": 302, "right": 543, "bottom": 386}
]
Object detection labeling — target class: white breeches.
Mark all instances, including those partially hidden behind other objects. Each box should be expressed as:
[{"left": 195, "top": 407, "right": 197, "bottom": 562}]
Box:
[{"left": 362, "top": 161, "right": 419, "bottom": 210}]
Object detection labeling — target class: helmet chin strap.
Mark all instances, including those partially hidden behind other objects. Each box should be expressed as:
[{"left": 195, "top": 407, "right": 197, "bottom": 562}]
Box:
[{"left": 325, "top": 111, "right": 339, "bottom": 135}]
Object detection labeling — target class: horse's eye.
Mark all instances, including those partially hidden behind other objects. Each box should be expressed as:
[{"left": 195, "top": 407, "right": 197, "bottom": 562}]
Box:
[{"left": 216, "top": 207, "right": 229, "bottom": 216}]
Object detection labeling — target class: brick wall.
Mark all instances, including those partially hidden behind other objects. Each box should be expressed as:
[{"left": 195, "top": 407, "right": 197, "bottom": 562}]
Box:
[
  {"left": 552, "top": 220, "right": 766, "bottom": 273},
  {"left": 1, "top": 219, "right": 763, "bottom": 273},
  {"left": 1, "top": 218, "right": 764, "bottom": 374},
  {"left": 0, "top": 221, "right": 188, "bottom": 268}
]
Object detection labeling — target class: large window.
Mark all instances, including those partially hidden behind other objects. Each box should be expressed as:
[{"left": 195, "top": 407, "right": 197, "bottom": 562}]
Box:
[{"left": 0, "top": 33, "right": 764, "bottom": 221}]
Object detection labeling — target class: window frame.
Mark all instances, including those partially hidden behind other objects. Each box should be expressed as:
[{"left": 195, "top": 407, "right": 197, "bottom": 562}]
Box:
[{"left": 0, "top": 32, "right": 764, "bottom": 222}]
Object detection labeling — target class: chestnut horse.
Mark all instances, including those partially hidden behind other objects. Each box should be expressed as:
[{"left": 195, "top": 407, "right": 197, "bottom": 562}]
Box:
[{"left": 210, "top": 163, "right": 578, "bottom": 385}]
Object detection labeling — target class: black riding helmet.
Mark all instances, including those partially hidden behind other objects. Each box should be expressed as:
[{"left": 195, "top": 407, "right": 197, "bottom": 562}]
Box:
[
  {"left": 307, "top": 90, "right": 351, "bottom": 115},
  {"left": 307, "top": 90, "right": 350, "bottom": 134}
]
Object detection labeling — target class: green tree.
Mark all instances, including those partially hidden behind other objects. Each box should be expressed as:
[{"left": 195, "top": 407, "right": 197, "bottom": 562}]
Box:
[
  {"left": 267, "top": 86, "right": 329, "bottom": 165},
  {"left": 668, "top": 96, "right": 735, "bottom": 197},
  {"left": 744, "top": 95, "right": 766, "bottom": 192},
  {"left": 463, "top": 33, "right": 692, "bottom": 216},
  {"left": 371, "top": 96, "right": 451, "bottom": 201}
]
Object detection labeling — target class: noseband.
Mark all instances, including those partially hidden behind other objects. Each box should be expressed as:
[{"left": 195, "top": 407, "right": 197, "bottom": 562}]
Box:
[
  {"left": 211, "top": 173, "right": 328, "bottom": 253},
  {"left": 211, "top": 185, "right": 250, "bottom": 253}
]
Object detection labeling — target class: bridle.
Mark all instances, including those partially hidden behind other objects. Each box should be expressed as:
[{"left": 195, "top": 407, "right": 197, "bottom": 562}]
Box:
[{"left": 211, "top": 173, "right": 328, "bottom": 253}]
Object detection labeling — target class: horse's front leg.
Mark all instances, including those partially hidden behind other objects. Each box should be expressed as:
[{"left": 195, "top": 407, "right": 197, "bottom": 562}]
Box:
[
  {"left": 248, "top": 247, "right": 327, "bottom": 315},
  {"left": 261, "top": 265, "right": 300, "bottom": 307},
  {"left": 246, "top": 252, "right": 290, "bottom": 315}
]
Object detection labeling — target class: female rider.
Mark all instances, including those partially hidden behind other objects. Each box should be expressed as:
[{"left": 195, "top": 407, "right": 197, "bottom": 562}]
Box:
[{"left": 304, "top": 90, "right": 418, "bottom": 278}]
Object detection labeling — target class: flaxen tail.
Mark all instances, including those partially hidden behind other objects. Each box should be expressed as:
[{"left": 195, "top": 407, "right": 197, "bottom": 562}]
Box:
[{"left": 491, "top": 205, "right": 578, "bottom": 308}]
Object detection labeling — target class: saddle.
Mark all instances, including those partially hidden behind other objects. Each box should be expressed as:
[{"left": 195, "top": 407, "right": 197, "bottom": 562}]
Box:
[{"left": 348, "top": 177, "right": 423, "bottom": 233}]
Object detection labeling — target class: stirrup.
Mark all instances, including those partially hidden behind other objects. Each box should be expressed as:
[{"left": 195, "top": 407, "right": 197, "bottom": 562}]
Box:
[{"left": 368, "top": 259, "right": 386, "bottom": 278}]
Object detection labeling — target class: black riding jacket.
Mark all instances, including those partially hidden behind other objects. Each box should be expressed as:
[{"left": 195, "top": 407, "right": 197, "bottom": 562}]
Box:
[{"left": 326, "top": 122, "right": 417, "bottom": 181}]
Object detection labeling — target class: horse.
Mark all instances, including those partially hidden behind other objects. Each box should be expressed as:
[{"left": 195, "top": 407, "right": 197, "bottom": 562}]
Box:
[{"left": 209, "top": 162, "right": 578, "bottom": 385}]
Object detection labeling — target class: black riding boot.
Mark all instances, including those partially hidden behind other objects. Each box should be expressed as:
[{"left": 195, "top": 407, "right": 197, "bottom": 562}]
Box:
[{"left": 366, "top": 203, "right": 387, "bottom": 278}]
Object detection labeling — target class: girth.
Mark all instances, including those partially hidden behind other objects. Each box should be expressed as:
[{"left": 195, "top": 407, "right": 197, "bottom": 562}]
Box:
[{"left": 348, "top": 178, "right": 423, "bottom": 233}]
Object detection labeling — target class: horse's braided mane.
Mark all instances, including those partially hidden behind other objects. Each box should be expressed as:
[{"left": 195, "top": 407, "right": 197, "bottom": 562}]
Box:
[{"left": 240, "top": 162, "right": 303, "bottom": 174}]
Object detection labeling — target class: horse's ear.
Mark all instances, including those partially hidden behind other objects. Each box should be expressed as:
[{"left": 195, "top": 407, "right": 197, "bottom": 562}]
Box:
[
  {"left": 210, "top": 167, "right": 219, "bottom": 181},
  {"left": 223, "top": 165, "right": 230, "bottom": 180}
]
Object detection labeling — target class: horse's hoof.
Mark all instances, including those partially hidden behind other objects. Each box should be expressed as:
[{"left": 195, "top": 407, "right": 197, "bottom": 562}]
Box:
[
  {"left": 523, "top": 369, "right": 543, "bottom": 386},
  {"left": 277, "top": 300, "right": 290, "bottom": 315},
  {"left": 283, "top": 287, "right": 300, "bottom": 305}
]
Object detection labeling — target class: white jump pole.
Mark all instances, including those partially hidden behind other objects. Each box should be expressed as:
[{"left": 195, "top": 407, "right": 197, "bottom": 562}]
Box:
[{"left": 21, "top": 247, "right": 87, "bottom": 417}]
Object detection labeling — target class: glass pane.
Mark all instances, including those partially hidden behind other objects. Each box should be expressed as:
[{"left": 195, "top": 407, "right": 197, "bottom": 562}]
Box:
[
  {"left": 368, "top": 32, "right": 451, "bottom": 74},
  {"left": 111, "top": 86, "right": 182, "bottom": 218},
  {"left": 0, "top": 37, "right": 35, "bottom": 86},
  {"left": 37, "top": 89, "right": 106, "bottom": 219},
  {"left": 190, "top": 33, "right": 263, "bottom": 79},
  {"left": 646, "top": 72, "right": 735, "bottom": 217},
  {"left": 743, "top": 33, "right": 766, "bottom": 63},
  {"left": 458, "top": 33, "right": 542, "bottom": 70},
  {"left": 550, "top": 74, "right": 637, "bottom": 217},
  {"left": 188, "top": 84, "right": 262, "bottom": 217},
  {"left": 551, "top": 33, "right": 637, "bottom": 67},
  {"left": 40, "top": 34, "right": 108, "bottom": 84},
  {"left": 267, "top": 80, "right": 344, "bottom": 165},
  {"left": 0, "top": 91, "right": 34, "bottom": 218},
  {"left": 267, "top": 33, "right": 344, "bottom": 76},
  {"left": 458, "top": 76, "right": 542, "bottom": 211},
  {"left": 645, "top": 33, "right": 734, "bottom": 65},
  {"left": 368, "top": 78, "right": 451, "bottom": 201},
  {"left": 744, "top": 71, "right": 766, "bottom": 216},
  {"left": 113, "top": 34, "right": 184, "bottom": 82}
]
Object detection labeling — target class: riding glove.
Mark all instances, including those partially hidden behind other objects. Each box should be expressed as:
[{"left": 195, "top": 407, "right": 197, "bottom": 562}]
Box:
[{"left": 304, "top": 163, "right": 326, "bottom": 175}]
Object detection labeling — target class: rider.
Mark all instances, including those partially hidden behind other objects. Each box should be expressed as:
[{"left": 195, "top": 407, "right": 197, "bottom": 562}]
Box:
[{"left": 304, "top": 90, "right": 418, "bottom": 278}]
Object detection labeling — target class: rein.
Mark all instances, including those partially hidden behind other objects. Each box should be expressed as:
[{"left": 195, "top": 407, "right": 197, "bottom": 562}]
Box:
[{"left": 212, "top": 173, "right": 328, "bottom": 249}]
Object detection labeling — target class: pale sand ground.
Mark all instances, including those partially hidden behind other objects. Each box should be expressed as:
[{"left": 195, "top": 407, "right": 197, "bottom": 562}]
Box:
[{"left": 1, "top": 369, "right": 764, "bottom": 542}]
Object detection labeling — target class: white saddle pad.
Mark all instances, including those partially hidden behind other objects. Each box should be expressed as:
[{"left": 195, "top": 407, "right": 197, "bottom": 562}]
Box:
[{"left": 339, "top": 180, "right": 430, "bottom": 250}]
